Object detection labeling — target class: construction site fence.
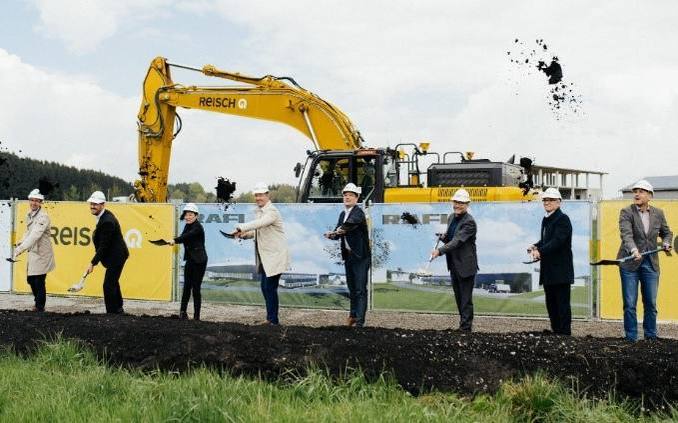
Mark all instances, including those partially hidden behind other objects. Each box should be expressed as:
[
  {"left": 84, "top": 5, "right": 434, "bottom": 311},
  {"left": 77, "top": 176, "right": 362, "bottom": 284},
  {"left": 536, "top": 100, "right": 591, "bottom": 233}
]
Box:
[{"left": 0, "top": 200, "right": 674, "bottom": 322}]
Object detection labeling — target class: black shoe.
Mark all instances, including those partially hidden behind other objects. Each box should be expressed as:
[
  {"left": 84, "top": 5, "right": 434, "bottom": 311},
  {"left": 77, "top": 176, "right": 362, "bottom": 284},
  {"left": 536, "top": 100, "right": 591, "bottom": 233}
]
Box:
[{"left": 179, "top": 311, "right": 188, "bottom": 320}]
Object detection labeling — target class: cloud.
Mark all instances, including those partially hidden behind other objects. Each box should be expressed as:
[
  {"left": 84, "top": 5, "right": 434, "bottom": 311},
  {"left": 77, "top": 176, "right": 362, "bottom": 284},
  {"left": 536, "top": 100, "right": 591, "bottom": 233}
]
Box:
[
  {"left": 31, "top": 0, "right": 172, "bottom": 54},
  {"left": 0, "top": 49, "right": 138, "bottom": 178}
]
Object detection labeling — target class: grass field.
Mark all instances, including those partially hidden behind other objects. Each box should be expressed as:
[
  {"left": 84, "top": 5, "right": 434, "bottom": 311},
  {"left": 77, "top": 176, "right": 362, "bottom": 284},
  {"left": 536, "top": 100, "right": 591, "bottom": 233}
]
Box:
[
  {"left": 0, "top": 339, "right": 671, "bottom": 422},
  {"left": 372, "top": 284, "right": 591, "bottom": 317},
  {"left": 200, "top": 279, "right": 592, "bottom": 317}
]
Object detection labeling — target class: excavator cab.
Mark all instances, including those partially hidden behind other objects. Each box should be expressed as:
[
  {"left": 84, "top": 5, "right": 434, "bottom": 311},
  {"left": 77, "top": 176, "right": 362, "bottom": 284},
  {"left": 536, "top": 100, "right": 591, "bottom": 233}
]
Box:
[{"left": 297, "top": 149, "right": 387, "bottom": 203}]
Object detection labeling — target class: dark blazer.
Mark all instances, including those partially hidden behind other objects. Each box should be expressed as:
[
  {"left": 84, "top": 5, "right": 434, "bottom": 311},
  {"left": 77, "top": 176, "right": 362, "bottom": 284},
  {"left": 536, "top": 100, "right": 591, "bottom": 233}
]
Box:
[
  {"left": 91, "top": 209, "right": 129, "bottom": 268},
  {"left": 438, "top": 212, "right": 479, "bottom": 278},
  {"left": 617, "top": 205, "right": 672, "bottom": 272},
  {"left": 175, "top": 221, "right": 208, "bottom": 264},
  {"left": 534, "top": 208, "right": 573, "bottom": 285},
  {"left": 335, "top": 206, "right": 370, "bottom": 261}
]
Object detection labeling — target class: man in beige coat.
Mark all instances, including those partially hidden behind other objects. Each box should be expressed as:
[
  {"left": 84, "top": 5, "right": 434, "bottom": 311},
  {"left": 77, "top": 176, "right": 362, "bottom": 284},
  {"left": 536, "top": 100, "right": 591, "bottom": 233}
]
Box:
[
  {"left": 235, "top": 183, "right": 290, "bottom": 325},
  {"left": 13, "top": 189, "right": 56, "bottom": 311}
]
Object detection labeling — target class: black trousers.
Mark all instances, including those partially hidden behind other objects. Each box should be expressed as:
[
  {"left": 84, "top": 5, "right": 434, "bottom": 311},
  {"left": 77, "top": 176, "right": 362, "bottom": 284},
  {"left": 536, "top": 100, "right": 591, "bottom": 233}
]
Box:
[
  {"left": 27, "top": 274, "right": 47, "bottom": 311},
  {"left": 451, "top": 271, "right": 475, "bottom": 331},
  {"left": 181, "top": 261, "right": 207, "bottom": 320},
  {"left": 103, "top": 264, "right": 125, "bottom": 313},
  {"left": 543, "top": 283, "right": 572, "bottom": 335},
  {"left": 345, "top": 255, "right": 370, "bottom": 327}
]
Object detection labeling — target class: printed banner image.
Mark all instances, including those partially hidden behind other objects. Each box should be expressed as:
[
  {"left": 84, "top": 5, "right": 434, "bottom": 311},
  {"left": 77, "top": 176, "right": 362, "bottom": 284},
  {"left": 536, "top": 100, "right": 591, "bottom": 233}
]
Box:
[
  {"left": 12, "top": 202, "right": 174, "bottom": 301},
  {"left": 0, "top": 201, "right": 12, "bottom": 291},
  {"left": 598, "top": 200, "right": 678, "bottom": 322},
  {"left": 184, "top": 203, "right": 350, "bottom": 310},
  {"left": 370, "top": 202, "right": 592, "bottom": 317}
]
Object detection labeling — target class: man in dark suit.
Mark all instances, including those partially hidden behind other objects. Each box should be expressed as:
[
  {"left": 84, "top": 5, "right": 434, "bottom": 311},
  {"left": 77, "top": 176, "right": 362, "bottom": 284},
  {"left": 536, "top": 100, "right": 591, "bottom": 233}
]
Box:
[
  {"left": 86, "top": 191, "right": 129, "bottom": 314},
  {"left": 431, "top": 189, "right": 478, "bottom": 331},
  {"left": 325, "top": 183, "right": 370, "bottom": 327},
  {"left": 528, "top": 188, "right": 574, "bottom": 335},
  {"left": 617, "top": 180, "right": 673, "bottom": 341}
]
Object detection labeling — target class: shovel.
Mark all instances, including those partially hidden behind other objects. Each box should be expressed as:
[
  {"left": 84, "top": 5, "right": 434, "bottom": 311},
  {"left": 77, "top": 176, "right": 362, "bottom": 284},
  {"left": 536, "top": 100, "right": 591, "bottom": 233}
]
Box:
[
  {"left": 414, "top": 237, "right": 443, "bottom": 276},
  {"left": 219, "top": 230, "right": 237, "bottom": 239},
  {"left": 522, "top": 258, "right": 540, "bottom": 264},
  {"left": 590, "top": 247, "right": 670, "bottom": 266},
  {"left": 68, "top": 271, "right": 90, "bottom": 293},
  {"left": 149, "top": 239, "right": 170, "bottom": 246},
  {"left": 5, "top": 257, "right": 19, "bottom": 263}
]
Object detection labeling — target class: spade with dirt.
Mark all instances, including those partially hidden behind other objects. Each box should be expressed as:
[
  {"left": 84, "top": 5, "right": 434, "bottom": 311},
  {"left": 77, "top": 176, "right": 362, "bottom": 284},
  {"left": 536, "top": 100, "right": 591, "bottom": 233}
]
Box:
[
  {"left": 67, "top": 271, "right": 90, "bottom": 293},
  {"left": 149, "top": 239, "right": 171, "bottom": 246}
]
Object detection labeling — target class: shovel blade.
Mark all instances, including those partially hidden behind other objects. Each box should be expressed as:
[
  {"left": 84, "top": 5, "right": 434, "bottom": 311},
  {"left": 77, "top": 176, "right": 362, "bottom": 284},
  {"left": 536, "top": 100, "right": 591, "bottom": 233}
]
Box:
[
  {"left": 149, "top": 239, "right": 169, "bottom": 246},
  {"left": 219, "top": 230, "right": 235, "bottom": 239},
  {"left": 5, "top": 258, "right": 18, "bottom": 263},
  {"left": 589, "top": 259, "right": 621, "bottom": 266},
  {"left": 68, "top": 281, "right": 85, "bottom": 292}
]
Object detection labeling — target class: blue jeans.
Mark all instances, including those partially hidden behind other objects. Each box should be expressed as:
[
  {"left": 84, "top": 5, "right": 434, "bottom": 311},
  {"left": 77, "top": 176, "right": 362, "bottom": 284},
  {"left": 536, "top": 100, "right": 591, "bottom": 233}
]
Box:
[
  {"left": 260, "top": 270, "right": 281, "bottom": 324},
  {"left": 620, "top": 256, "right": 659, "bottom": 340}
]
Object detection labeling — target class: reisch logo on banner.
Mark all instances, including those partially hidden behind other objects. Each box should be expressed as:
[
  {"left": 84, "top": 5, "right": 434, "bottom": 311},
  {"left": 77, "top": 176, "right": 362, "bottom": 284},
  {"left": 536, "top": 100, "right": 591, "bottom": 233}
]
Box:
[{"left": 125, "top": 229, "right": 143, "bottom": 248}]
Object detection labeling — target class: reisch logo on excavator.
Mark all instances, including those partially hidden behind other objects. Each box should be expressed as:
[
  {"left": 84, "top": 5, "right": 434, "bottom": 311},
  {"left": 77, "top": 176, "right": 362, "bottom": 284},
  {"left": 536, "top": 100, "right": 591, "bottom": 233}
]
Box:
[{"left": 198, "top": 97, "right": 247, "bottom": 110}]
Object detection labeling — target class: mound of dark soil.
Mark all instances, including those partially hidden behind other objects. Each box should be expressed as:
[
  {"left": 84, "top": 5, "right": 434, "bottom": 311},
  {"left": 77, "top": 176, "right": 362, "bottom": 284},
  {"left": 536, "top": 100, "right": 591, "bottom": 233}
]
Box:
[{"left": 1, "top": 310, "right": 676, "bottom": 408}]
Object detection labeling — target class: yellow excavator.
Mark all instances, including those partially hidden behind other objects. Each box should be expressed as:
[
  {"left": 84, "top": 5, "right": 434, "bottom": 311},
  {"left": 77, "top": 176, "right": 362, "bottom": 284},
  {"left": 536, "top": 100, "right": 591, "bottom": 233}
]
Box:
[{"left": 135, "top": 56, "right": 537, "bottom": 203}]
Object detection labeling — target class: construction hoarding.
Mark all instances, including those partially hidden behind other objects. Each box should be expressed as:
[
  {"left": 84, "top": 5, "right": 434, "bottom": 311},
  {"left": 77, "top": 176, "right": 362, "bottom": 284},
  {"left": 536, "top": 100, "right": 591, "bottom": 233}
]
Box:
[
  {"left": 187, "top": 203, "right": 350, "bottom": 310},
  {"left": 598, "top": 200, "right": 678, "bottom": 322},
  {"left": 370, "top": 202, "right": 593, "bottom": 316},
  {"left": 12, "top": 202, "right": 174, "bottom": 301}
]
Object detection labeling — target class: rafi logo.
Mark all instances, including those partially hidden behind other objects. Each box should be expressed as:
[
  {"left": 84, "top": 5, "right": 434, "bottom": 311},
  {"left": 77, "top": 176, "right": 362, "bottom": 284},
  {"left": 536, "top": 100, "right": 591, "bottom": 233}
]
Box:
[
  {"left": 238, "top": 98, "right": 247, "bottom": 109},
  {"left": 125, "top": 229, "right": 143, "bottom": 248}
]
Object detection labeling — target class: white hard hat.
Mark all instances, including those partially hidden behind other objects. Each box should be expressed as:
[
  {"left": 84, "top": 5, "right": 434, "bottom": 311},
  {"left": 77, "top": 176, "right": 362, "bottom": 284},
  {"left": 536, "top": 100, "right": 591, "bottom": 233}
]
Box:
[
  {"left": 451, "top": 189, "right": 471, "bottom": 203},
  {"left": 27, "top": 189, "right": 44, "bottom": 201},
  {"left": 631, "top": 179, "right": 653, "bottom": 193},
  {"left": 342, "top": 183, "right": 362, "bottom": 195},
  {"left": 252, "top": 182, "right": 269, "bottom": 194},
  {"left": 87, "top": 191, "right": 106, "bottom": 204},
  {"left": 182, "top": 203, "right": 199, "bottom": 214},
  {"left": 541, "top": 187, "right": 562, "bottom": 200}
]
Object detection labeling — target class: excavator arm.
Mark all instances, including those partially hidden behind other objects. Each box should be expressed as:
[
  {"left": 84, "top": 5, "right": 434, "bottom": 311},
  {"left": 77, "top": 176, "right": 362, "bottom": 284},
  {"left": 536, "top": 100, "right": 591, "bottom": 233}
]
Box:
[{"left": 134, "top": 57, "right": 363, "bottom": 202}]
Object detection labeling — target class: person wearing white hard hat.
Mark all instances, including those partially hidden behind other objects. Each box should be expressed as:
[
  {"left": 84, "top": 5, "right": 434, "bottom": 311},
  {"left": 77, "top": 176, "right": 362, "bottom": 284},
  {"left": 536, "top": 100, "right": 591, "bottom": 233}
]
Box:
[
  {"left": 13, "top": 189, "right": 55, "bottom": 311},
  {"left": 324, "top": 183, "right": 370, "bottom": 327},
  {"left": 234, "top": 183, "right": 290, "bottom": 325},
  {"left": 617, "top": 179, "right": 673, "bottom": 341},
  {"left": 527, "top": 187, "right": 574, "bottom": 335},
  {"left": 431, "top": 188, "right": 478, "bottom": 331},
  {"left": 168, "top": 203, "right": 208, "bottom": 320},
  {"left": 86, "top": 191, "right": 129, "bottom": 314}
]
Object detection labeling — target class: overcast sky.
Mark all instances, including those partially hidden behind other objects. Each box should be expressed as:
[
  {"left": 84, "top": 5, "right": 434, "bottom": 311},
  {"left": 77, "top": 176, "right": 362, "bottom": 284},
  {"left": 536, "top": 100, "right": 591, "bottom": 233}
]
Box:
[{"left": 1, "top": 0, "right": 677, "bottom": 198}]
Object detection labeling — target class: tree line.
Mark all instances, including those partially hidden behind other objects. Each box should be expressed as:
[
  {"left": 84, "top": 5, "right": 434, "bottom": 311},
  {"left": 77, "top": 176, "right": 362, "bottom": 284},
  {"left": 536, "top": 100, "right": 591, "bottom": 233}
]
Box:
[
  {"left": 0, "top": 152, "right": 298, "bottom": 203},
  {"left": 0, "top": 152, "right": 131, "bottom": 201}
]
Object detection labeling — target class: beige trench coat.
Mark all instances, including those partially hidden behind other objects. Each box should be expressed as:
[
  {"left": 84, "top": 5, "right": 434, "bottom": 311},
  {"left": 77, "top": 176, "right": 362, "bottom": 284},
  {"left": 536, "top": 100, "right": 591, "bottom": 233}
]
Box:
[
  {"left": 15, "top": 207, "right": 56, "bottom": 276},
  {"left": 237, "top": 201, "right": 290, "bottom": 276}
]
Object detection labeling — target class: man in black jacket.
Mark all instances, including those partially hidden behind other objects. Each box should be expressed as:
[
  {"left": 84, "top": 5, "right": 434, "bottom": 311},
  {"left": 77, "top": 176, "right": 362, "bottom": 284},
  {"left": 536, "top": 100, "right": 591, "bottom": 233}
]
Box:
[
  {"left": 431, "top": 189, "right": 478, "bottom": 332},
  {"left": 528, "top": 188, "right": 573, "bottom": 335},
  {"left": 86, "top": 191, "right": 129, "bottom": 314},
  {"left": 325, "top": 183, "right": 370, "bottom": 327}
]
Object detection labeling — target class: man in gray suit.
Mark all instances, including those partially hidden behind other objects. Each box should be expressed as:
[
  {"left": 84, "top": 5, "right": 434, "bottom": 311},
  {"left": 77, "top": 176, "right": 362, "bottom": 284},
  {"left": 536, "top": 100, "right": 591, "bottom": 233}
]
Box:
[
  {"left": 618, "top": 179, "right": 673, "bottom": 341},
  {"left": 431, "top": 189, "right": 479, "bottom": 331}
]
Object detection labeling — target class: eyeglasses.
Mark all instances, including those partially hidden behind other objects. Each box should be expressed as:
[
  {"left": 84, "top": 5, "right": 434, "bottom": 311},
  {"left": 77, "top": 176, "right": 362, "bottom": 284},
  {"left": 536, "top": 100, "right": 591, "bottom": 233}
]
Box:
[{"left": 542, "top": 198, "right": 558, "bottom": 203}]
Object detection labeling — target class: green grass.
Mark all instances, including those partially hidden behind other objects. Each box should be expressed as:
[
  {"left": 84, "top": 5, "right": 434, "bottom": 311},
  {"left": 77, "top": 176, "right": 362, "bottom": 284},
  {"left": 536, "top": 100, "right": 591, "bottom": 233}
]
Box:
[
  {"left": 372, "top": 284, "right": 591, "bottom": 317},
  {"left": 200, "top": 279, "right": 592, "bottom": 316},
  {"left": 202, "top": 283, "right": 349, "bottom": 310},
  {"left": 0, "top": 339, "right": 672, "bottom": 422}
]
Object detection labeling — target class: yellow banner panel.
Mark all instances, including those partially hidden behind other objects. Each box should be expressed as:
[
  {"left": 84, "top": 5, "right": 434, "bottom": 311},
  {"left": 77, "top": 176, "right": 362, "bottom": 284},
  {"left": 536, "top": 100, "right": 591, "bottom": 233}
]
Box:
[
  {"left": 13, "top": 202, "right": 174, "bottom": 301},
  {"left": 599, "top": 200, "right": 678, "bottom": 322}
]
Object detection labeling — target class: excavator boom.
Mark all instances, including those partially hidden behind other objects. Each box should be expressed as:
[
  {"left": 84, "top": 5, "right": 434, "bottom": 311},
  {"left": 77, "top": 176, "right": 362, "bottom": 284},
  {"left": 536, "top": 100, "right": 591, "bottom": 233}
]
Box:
[{"left": 135, "top": 57, "right": 363, "bottom": 202}]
